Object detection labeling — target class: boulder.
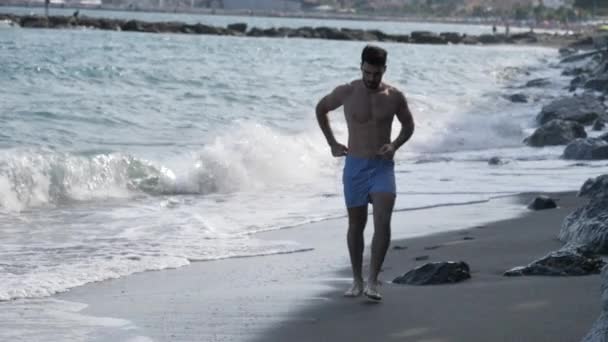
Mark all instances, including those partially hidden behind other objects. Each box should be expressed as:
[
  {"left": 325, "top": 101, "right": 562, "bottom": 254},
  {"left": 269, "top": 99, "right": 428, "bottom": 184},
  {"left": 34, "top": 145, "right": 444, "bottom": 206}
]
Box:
[
  {"left": 121, "top": 19, "right": 145, "bottom": 32},
  {"left": 504, "top": 247, "right": 605, "bottom": 276},
  {"left": 563, "top": 138, "right": 608, "bottom": 160},
  {"left": 439, "top": 32, "right": 462, "bottom": 44},
  {"left": 586, "top": 74, "right": 608, "bottom": 93},
  {"left": 527, "top": 196, "right": 558, "bottom": 210},
  {"left": 488, "top": 156, "right": 508, "bottom": 165},
  {"left": 410, "top": 31, "right": 446, "bottom": 44},
  {"left": 581, "top": 266, "right": 608, "bottom": 342},
  {"left": 560, "top": 175, "right": 608, "bottom": 253},
  {"left": 507, "top": 93, "right": 529, "bottom": 103},
  {"left": 524, "top": 120, "right": 587, "bottom": 147},
  {"left": 478, "top": 34, "right": 505, "bottom": 44},
  {"left": 461, "top": 35, "right": 479, "bottom": 45},
  {"left": 20, "top": 15, "right": 49, "bottom": 28},
  {"left": 594, "top": 119, "right": 606, "bottom": 131},
  {"left": 393, "top": 261, "right": 471, "bottom": 285},
  {"left": 227, "top": 22, "right": 247, "bottom": 33},
  {"left": 536, "top": 94, "right": 606, "bottom": 125}
]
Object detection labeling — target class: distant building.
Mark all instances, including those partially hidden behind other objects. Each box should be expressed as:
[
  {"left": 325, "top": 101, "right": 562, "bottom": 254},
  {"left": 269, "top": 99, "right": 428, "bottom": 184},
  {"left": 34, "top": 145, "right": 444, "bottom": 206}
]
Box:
[{"left": 542, "top": 0, "right": 572, "bottom": 9}]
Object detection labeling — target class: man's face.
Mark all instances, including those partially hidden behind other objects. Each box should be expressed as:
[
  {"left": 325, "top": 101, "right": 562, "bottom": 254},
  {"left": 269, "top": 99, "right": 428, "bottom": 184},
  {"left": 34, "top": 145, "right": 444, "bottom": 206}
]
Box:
[{"left": 361, "top": 62, "right": 386, "bottom": 90}]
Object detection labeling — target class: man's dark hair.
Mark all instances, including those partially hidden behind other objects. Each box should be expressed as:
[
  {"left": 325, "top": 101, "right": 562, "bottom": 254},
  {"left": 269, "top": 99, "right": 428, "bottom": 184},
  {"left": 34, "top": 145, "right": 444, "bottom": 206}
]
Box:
[{"left": 361, "top": 45, "right": 387, "bottom": 66}]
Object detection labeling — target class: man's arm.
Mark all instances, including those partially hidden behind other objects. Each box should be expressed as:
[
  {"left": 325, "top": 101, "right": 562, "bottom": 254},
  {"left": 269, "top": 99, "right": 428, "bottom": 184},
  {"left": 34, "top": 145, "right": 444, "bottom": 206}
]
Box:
[
  {"left": 315, "top": 84, "right": 351, "bottom": 156},
  {"left": 391, "top": 91, "right": 415, "bottom": 151}
]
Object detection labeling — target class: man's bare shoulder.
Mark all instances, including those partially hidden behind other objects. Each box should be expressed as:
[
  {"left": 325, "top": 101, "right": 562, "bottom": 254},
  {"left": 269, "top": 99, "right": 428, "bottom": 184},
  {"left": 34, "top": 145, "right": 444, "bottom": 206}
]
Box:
[{"left": 384, "top": 84, "right": 406, "bottom": 102}]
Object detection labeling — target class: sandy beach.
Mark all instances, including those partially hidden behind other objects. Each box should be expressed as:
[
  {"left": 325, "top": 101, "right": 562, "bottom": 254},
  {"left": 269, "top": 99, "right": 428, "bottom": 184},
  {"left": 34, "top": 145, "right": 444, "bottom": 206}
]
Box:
[{"left": 58, "top": 192, "right": 602, "bottom": 342}]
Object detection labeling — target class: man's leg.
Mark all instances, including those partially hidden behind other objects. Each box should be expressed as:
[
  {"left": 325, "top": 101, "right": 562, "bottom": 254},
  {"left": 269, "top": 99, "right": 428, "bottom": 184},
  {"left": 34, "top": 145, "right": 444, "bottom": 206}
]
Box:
[
  {"left": 365, "top": 192, "right": 395, "bottom": 300},
  {"left": 344, "top": 205, "right": 368, "bottom": 297}
]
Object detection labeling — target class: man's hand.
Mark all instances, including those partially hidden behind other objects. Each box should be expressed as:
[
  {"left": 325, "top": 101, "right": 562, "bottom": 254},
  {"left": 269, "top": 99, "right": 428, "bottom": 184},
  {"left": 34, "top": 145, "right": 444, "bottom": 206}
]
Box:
[
  {"left": 330, "top": 142, "right": 348, "bottom": 157},
  {"left": 377, "top": 143, "right": 396, "bottom": 160}
]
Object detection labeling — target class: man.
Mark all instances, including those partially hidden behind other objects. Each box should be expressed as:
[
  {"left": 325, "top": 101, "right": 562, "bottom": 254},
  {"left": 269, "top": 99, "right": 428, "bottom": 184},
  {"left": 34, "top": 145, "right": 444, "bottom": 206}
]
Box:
[{"left": 315, "top": 45, "right": 415, "bottom": 301}]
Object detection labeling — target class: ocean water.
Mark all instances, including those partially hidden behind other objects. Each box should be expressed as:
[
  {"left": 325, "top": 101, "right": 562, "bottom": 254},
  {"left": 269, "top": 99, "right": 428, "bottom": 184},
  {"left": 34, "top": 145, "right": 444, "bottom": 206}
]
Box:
[{"left": 0, "top": 11, "right": 606, "bottom": 337}]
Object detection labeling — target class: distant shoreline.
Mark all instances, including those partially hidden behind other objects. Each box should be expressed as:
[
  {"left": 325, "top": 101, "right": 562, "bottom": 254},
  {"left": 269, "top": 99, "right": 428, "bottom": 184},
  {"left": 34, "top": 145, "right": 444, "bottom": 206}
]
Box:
[{"left": 0, "top": 3, "right": 589, "bottom": 33}]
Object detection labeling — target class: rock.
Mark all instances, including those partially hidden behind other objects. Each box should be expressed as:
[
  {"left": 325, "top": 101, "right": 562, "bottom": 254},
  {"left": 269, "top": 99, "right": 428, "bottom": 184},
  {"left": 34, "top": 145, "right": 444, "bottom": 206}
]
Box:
[
  {"left": 439, "top": 32, "right": 462, "bottom": 44},
  {"left": 414, "top": 255, "right": 430, "bottom": 261},
  {"left": 524, "top": 120, "right": 587, "bottom": 147},
  {"left": 478, "top": 34, "right": 505, "bottom": 44},
  {"left": 504, "top": 247, "right": 605, "bottom": 276},
  {"left": 508, "top": 32, "right": 538, "bottom": 43},
  {"left": 527, "top": 196, "right": 558, "bottom": 210},
  {"left": 570, "top": 75, "right": 589, "bottom": 91},
  {"left": 20, "top": 15, "right": 49, "bottom": 28},
  {"left": 536, "top": 94, "right": 606, "bottom": 126},
  {"left": 601, "top": 133, "right": 608, "bottom": 142},
  {"left": 121, "top": 19, "right": 144, "bottom": 32},
  {"left": 488, "top": 156, "right": 508, "bottom": 165},
  {"left": 561, "top": 49, "right": 603, "bottom": 63},
  {"left": 559, "top": 47, "right": 577, "bottom": 57},
  {"left": 525, "top": 78, "right": 551, "bottom": 88},
  {"left": 410, "top": 31, "right": 446, "bottom": 44},
  {"left": 578, "top": 174, "right": 608, "bottom": 200},
  {"left": 393, "top": 261, "right": 471, "bottom": 285},
  {"left": 586, "top": 74, "right": 608, "bottom": 93},
  {"left": 507, "top": 93, "right": 529, "bottom": 103},
  {"left": 560, "top": 175, "right": 608, "bottom": 253},
  {"left": 227, "top": 22, "right": 247, "bottom": 33},
  {"left": 594, "top": 119, "right": 607, "bottom": 131},
  {"left": 563, "top": 138, "right": 608, "bottom": 160},
  {"left": 581, "top": 266, "right": 608, "bottom": 342},
  {"left": 461, "top": 35, "right": 479, "bottom": 45}
]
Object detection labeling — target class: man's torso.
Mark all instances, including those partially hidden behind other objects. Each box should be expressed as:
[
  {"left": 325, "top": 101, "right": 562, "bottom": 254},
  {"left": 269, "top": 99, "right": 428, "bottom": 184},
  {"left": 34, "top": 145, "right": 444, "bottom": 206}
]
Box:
[{"left": 342, "top": 80, "right": 400, "bottom": 159}]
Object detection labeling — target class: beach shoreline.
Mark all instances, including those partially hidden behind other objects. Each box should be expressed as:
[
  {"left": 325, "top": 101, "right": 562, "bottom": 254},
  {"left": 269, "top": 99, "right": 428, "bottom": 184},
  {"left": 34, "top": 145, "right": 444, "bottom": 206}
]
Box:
[{"left": 55, "top": 191, "right": 602, "bottom": 342}]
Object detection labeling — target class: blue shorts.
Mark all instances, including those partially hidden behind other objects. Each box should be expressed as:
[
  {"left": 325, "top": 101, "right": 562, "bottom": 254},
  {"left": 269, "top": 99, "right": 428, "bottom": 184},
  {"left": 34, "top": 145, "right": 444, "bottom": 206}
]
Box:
[{"left": 343, "top": 155, "right": 396, "bottom": 208}]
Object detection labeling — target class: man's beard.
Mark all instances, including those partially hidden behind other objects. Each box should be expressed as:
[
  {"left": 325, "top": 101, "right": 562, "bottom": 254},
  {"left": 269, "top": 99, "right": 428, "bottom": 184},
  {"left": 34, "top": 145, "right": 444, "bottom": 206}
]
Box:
[{"left": 364, "top": 80, "right": 380, "bottom": 89}]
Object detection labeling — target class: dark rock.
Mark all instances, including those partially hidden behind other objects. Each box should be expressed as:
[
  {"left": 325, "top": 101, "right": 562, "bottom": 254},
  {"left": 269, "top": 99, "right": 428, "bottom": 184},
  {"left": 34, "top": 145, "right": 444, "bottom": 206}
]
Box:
[
  {"left": 594, "top": 119, "right": 607, "bottom": 131},
  {"left": 478, "top": 34, "right": 505, "bottom": 44},
  {"left": 508, "top": 32, "right": 538, "bottom": 43},
  {"left": 524, "top": 120, "right": 587, "bottom": 147},
  {"left": 488, "top": 156, "right": 508, "bottom": 165},
  {"left": 560, "top": 176, "right": 608, "bottom": 253},
  {"left": 439, "top": 32, "right": 462, "bottom": 44},
  {"left": 461, "top": 35, "right": 479, "bottom": 45},
  {"left": 393, "top": 261, "right": 471, "bottom": 285},
  {"left": 601, "top": 132, "right": 608, "bottom": 142},
  {"left": 121, "top": 19, "right": 144, "bottom": 32},
  {"left": 562, "top": 67, "right": 586, "bottom": 77},
  {"left": 462, "top": 236, "right": 475, "bottom": 241},
  {"left": 507, "top": 93, "right": 529, "bottom": 103},
  {"left": 563, "top": 138, "right": 608, "bottom": 160},
  {"left": 410, "top": 31, "right": 446, "bottom": 44},
  {"left": 581, "top": 266, "right": 608, "bottom": 342},
  {"left": 525, "top": 78, "right": 551, "bottom": 88},
  {"left": 578, "top": 174, "right": 608, "bottom": 200},
  {"left": 536, "top": 94, "right": 606, "bottom": 125},
  {"left": 414, "top": 255, "right": 430, "bottom": 261},
  {"left": 527, "top": 196, "right": 558, "bottom": 210},
  {"left": 559, "top": 47, "right": 577, "bottom": 57},
  {"left": 227, "top": 22, "right": 247, "bottom": 33},
  {"left": 504, "top": 247, "right": 605, "bottom": 276},
  {"left": 586, "top": 74, "right": 608, "bottom": 93},
  {"left": 570, "top": 75, "right": 589, "bottom": 91},
  {"left": 20, "top": 15, "right": 49, "bottom": 28},
  {"left": 561, "top": 49, "right": 602, "bottom": 63}
]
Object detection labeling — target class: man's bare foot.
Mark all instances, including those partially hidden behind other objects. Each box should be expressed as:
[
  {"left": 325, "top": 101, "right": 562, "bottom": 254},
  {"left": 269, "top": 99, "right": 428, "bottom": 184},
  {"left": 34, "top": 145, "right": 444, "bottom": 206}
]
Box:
[
  {"left": 364, "top": 281, "right": 382, "bottom": 301},
  {"left": 344, "top": 281, "right": 364, "bottom": 297}
]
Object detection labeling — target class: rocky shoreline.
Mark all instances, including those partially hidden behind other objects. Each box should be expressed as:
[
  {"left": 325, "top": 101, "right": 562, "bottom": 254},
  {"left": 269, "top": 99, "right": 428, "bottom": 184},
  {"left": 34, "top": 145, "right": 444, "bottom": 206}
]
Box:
[{"left": 0, "top": 13, "right": 589, "bottom": 47}]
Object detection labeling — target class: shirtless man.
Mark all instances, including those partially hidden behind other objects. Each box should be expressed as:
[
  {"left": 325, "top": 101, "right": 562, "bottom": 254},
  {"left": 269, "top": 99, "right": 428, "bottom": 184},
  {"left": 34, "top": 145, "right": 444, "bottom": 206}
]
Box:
[{"left": 315, "top": 45, "right": 415, "bottom": 301}]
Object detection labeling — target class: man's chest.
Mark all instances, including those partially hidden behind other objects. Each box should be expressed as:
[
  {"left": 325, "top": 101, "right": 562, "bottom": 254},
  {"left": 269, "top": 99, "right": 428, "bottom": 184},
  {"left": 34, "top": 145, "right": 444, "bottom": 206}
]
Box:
[{"left": 343, "top": 93, "right": 395, "bottom": 124}]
